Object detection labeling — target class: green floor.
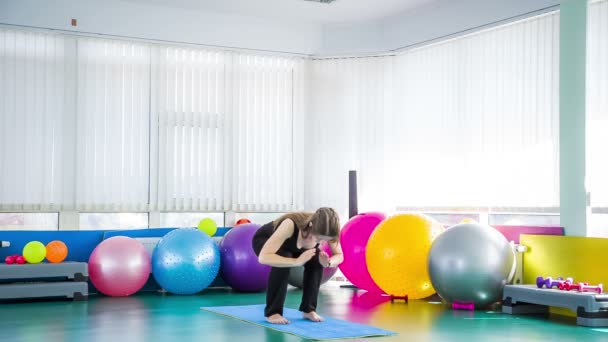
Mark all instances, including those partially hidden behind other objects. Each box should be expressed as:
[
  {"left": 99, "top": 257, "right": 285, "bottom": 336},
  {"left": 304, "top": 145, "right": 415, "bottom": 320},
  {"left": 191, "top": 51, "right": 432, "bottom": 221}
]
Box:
[{"left": 1, "top": 285, "right": 606, "bottom": 342}]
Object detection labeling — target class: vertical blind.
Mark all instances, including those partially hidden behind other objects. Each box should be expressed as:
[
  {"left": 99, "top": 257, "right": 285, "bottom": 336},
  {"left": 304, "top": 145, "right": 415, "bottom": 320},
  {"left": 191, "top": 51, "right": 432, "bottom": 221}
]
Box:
[
  {"left": 152, "top": 48, "right": 303, "bottom": 212},
  {"left": 0, "top": 27, "right": 305, "bottom": 212},
  {"left": 228, "top": 54, "right": 300, "bottom": 212},
  {"left": 0, "top": 30, "right": 70, "bottom": 211},
  {"left": 76, "top": 38, "right": 151, "bottom": 211},
  {"left": 0, "top": 10, "right": 568, "bottom": 214},
  {"left": 307, "top": 12, "right": 560, "bottom": 214},
  {"left": 587, "top": 0, "right": 608, "bottom": 207},
  {"left": 393, "top": 12, "right": 560, "bottom": 208},
  {"left": 305, "top": 57, "right": 393, "bottom": 213},
  {"left": 153, "top": 47, "right": 225, "bottom": 211}
]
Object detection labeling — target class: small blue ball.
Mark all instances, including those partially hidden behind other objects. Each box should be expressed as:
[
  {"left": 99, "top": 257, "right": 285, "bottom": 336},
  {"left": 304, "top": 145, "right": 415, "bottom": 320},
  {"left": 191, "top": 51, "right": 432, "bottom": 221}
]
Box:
[{"left": 152, "top": 228, "right": 220, "bottom": 295}]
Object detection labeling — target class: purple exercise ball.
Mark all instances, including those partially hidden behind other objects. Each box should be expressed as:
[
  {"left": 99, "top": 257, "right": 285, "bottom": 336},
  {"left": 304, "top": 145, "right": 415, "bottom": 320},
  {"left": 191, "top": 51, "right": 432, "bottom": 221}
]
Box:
[
  {"left": 89, "top": 236, "right": 151, "bottom": 297},
  {"left": 220, "top": 223, "right": 271, "bottom": 292}
]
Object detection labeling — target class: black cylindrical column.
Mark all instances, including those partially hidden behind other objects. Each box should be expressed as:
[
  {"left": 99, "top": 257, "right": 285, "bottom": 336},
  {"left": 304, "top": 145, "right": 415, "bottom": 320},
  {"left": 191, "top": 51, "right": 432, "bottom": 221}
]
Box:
[{"left": 348, "top": 170, "right": 358, "bottom": 218}]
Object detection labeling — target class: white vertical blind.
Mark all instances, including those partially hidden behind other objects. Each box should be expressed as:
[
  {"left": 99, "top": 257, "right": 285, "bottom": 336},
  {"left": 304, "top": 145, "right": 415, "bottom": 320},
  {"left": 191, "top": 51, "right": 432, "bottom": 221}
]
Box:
[
  {"left": 0, "top": 29, "right": 69, "bottom": 210},
  {"left": 305, "top": 57, "right": 393, "bottom": 213},
  {"left": 587, "top": 0, "right": 608, "bottom": 207},
  {"left": 4, "top": 11, "right": 562, "bottom": 216},
  {"left": 76, "top": 38, "right": 151, "bottom": 211},
  {"left": 153, "top": 46, "right": 225, "bottom": 211},
  {"left": 228, "top": 53, "right": 300, "bottom": 212},
  {"left": 307, "top": 12, "right": 560, "bottom": 214},
  {"left": 391, "top": 12, "right": 560, "bottom": 208},
  {"left": 1, "top": 27, "right": 305, "bottom": 213},
  {"left": 152, "top": 48, "right": 304, "bottom": 212}
]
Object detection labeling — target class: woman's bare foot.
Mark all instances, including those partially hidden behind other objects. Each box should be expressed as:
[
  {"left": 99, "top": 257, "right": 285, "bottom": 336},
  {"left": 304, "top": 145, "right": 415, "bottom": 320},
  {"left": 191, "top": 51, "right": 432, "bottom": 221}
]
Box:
[
  {"left": 266, "top": 314, "right": 290, "bottom": 324},
  {"left": 303, "top": 311, "right": 324, "bottom": 322}
]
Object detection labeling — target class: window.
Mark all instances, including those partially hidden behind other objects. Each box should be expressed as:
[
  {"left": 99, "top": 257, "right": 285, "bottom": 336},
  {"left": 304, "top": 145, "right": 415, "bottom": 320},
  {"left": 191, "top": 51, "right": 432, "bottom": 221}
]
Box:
[
  {"left": 79, "top": 213, "right": 149, "bottom": 230},
  {"left": 424, "top": 213, "right": 481, "bottom": 227},
  {"left": 0, "top": 213, "right": 58, "bottom": 230},
  {"left": 489, "top": 213, "right": 560, "bottom": 226},
  {"left": 160, "top": 212, "right": 224, "bottom": 228},
  {"left": 232, "top": 212, "right": 285, "bottom": 226}
]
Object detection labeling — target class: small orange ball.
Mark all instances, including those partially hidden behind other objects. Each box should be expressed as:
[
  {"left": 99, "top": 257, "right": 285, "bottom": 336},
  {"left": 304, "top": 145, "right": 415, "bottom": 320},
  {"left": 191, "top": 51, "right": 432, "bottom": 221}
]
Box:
[{"left": 46, "top": 240, "right": 68, "bottom": 263}]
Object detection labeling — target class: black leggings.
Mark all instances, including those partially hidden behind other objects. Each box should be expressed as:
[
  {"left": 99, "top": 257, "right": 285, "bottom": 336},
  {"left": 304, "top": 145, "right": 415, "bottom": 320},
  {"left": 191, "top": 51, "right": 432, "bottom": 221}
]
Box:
[{"left": 252, "top": 236, "right": 324, "bottom": 317}]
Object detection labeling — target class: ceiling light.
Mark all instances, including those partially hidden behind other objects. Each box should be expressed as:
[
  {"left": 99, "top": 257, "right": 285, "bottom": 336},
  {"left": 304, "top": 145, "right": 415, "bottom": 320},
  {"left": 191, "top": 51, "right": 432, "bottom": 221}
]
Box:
[{"left": 304, "top": 0, "right": 337, "bottom": 4}]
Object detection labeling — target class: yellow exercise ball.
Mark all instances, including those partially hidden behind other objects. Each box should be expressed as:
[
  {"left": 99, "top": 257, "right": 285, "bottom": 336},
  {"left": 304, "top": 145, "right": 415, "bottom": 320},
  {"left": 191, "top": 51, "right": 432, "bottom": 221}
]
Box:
[
  {"left": 366, "top": 213, "right": 444, "bottom": 299},
  {"left": 197, "top": 218, "right": 218, "bottom": 237}
]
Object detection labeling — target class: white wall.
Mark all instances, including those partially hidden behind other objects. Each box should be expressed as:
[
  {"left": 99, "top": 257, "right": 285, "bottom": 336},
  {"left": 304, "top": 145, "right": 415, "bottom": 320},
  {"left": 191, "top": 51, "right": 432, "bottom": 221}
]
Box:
[
  {"left": 314, "top": 21, "right": 385, "bottom": 56},
  {"left": 381, "top": 0, "right": 560, "bottom": 51},
  {"left": 0, "top": 0, "right": 320, "bottom": 55},
  {"left": 316, "top": 0, "right": 561, "bottom": 56},
  {"left": 1, "top": 0, "right": 562, "bottom": 57}
]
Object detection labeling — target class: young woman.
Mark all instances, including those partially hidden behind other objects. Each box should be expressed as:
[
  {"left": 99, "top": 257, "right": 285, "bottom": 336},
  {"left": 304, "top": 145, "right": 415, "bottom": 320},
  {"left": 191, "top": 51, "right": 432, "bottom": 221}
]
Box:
[{"left": 252, "top": 207, "right": 343, "bottom": 324}]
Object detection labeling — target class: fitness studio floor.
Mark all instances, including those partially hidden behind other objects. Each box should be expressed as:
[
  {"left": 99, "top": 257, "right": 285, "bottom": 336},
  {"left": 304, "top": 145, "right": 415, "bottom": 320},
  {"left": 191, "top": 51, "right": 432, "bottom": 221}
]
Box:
[{"left": 0, "top": 284, "right": 606, "bottom": 342}]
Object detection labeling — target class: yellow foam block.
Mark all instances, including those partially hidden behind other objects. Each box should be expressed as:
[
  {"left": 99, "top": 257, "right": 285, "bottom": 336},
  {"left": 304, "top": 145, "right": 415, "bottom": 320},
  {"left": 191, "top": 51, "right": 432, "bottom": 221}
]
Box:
[{"left": 520, "top": 234, "right": 608, "bottom": 316}]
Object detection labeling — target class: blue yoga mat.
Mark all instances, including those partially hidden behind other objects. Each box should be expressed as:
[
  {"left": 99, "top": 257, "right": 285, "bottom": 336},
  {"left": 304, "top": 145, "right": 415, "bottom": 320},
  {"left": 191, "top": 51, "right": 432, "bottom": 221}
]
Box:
[{"left": 200, "top": 304, "right": 396, "bottom": 340}]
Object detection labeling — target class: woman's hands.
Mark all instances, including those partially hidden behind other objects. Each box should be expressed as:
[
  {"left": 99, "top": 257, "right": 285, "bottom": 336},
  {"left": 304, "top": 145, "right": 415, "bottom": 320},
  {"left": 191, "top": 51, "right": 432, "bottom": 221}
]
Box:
[
  {"left": 319, "top": 250, "right": 331, "bottom": 268},
  {"left": 295, "top": 249, "right": 334, "bottom": 268},
  {"left": 294, "top": 248, "right": 316, "bottom": 266}
]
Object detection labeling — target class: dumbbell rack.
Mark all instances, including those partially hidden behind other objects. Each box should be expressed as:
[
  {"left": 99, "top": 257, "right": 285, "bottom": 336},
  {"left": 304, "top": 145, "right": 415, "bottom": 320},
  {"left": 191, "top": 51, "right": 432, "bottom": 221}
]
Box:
[
  {"left": 502, "top": 284, "right": 608, "bottom": 327},
  {"left": 0, "top": 262, "right": 89, "bottom": 301}
]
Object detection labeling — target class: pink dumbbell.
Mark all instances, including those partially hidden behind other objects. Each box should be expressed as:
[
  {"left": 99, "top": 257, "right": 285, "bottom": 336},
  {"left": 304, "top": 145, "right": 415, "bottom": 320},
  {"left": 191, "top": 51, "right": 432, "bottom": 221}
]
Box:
[
  {"left": 558, "top": 279, "right": 575, "bottom": 290},
  {"left": 543, "top": 276, "right": 574, "bottom": 289},
  {"left": 452, "top": 302, "right": 474, "bottom": 311},
  {"left": 579, "top": 283, "right": 603, "bottom": 294},
  {"left": 561, "top": 282, "right": 588, "bottom": 291}
]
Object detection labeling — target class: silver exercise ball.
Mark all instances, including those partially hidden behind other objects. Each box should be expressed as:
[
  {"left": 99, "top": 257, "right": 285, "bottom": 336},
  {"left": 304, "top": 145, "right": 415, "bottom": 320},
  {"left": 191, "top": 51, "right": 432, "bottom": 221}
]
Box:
[
  {"left": 427, "top": 223, "right": 515, "bottom": 307},
  {"left": 288, "top": 266, "right": 337, "bottom": 289}
]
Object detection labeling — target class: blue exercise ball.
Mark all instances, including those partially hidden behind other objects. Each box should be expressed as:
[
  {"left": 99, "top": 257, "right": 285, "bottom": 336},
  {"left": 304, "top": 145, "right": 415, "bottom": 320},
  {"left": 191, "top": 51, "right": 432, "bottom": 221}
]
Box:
[{"left": 152, "top": 228, "right": 220, "bottom": 295}]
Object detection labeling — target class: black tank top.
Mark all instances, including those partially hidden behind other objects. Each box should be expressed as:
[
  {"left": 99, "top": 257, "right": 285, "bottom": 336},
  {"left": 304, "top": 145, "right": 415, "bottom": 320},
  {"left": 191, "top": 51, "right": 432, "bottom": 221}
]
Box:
[{"left": 256, "top": 219, "right": 315, "bottom": 254}]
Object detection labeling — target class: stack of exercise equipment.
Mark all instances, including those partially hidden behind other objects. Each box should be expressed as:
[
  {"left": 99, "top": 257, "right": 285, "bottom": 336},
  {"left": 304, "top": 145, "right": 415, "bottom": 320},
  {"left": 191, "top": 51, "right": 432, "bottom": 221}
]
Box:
[
  {"left": 0, "top": 240, "right": 88, "bottom": 301},
  {"left": 502, "top": 275, "right": 608, "bottom": 327}
]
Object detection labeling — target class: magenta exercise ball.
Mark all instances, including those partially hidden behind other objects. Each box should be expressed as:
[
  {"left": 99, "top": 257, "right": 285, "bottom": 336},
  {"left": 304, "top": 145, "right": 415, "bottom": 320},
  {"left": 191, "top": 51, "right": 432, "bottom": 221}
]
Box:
[
  {"left": 339, "top": 212, "right": 386, "bottom": 293},
  {"left": 89, "top": 236, "right": 151, "bottom": 297}
]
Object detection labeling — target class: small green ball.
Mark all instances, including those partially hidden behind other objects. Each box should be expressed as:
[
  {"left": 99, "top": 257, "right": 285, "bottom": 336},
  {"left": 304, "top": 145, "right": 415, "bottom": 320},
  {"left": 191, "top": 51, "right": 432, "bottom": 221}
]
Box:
[
  {"left": 197, "top": 218, "right": 218, "bottom": 237},
  {"left": 23, "top": 241, "right": 47, "bottom": 264}
]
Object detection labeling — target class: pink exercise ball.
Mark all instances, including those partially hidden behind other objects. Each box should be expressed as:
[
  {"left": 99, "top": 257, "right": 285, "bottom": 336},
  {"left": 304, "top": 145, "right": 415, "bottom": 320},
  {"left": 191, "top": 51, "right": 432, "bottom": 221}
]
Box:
[
  {"left": 89, "top": 236, "right": 151, "bottom": 297},
  {"left": 339, "top": 212, "right": 386, "bottom": 293}
]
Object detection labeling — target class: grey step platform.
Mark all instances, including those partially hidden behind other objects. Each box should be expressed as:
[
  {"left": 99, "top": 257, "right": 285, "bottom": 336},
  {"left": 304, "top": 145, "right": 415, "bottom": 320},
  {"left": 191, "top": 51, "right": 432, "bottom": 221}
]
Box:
[
  {"left": 0, "top": 281, "right": 88, "bottom": 301},
  {"left": 0, "top": 262, "right": 88, "bottom": 282},
  {"left": 503, "top": 284, "right": 608, "bottom": 327}
]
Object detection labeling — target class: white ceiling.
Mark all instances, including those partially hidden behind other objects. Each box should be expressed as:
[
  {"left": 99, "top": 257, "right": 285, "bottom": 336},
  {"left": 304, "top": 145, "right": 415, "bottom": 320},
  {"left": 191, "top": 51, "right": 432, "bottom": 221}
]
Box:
[{"left": 121, "top": 0, "right": 438, "bottom": 24}]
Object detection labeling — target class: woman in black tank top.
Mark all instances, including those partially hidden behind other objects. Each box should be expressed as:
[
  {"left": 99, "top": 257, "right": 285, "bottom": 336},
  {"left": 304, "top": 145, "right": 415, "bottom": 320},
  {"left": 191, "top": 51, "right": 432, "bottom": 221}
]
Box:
[{"left": 251, "top": 208, "right": 343, "bottom": 325}]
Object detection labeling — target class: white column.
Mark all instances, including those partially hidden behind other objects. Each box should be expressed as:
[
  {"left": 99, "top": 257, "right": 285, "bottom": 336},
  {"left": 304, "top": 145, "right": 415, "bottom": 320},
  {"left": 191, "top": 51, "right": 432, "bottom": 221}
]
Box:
[{"left": 559, "top": 0, "right": 588, "bottom": 236}]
